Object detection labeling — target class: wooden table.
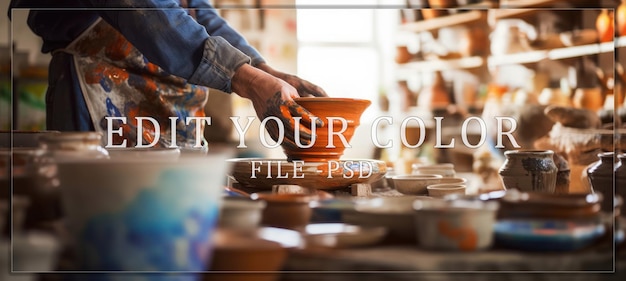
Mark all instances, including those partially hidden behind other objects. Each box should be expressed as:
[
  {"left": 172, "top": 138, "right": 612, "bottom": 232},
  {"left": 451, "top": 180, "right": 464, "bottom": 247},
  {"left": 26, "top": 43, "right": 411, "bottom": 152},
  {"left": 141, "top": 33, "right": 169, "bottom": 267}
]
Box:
[{"left": 278, "top": 239, "right": 625, "bottom": 281}]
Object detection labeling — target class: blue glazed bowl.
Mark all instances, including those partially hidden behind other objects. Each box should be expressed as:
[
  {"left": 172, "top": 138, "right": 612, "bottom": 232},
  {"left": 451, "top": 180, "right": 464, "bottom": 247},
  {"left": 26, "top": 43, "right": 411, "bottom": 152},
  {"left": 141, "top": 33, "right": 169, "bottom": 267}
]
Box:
[{"left": 494, "top": 219, "right": 606, "bottom": 252}]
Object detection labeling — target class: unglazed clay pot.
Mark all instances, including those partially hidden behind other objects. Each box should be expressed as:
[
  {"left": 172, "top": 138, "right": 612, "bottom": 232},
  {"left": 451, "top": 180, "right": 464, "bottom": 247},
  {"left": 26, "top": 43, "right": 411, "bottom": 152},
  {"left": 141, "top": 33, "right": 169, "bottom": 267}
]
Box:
[
  {"left": 499, "top": 150, "right": 558, "bottom": 193},
  {"left": 288, "top": 97, "right": 371, "bottom": 162},
  {"left": 252, "top": 193, "right": 316, "bottom": 230}
]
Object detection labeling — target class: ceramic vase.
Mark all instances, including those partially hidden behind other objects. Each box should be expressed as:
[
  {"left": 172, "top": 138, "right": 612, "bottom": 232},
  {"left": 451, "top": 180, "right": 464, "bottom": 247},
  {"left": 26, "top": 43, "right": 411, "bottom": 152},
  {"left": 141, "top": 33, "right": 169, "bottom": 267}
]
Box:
[
  {"left": 587, "top": 152, "right": 616, "bottom": 213},
  {"left": 499, "top": 150, "right": 558, "bottom": 193}
]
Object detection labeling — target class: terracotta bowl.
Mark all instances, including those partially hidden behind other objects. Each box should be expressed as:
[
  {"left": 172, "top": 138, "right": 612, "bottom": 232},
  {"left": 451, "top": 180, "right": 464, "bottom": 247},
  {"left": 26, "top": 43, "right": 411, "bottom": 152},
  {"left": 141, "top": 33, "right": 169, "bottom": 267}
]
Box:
[
  {"left": 206, "top": 228, "right": 288, "bottom": 281},
  {"left": 287, "top": 97, "right": 371, "bottom": 162}
]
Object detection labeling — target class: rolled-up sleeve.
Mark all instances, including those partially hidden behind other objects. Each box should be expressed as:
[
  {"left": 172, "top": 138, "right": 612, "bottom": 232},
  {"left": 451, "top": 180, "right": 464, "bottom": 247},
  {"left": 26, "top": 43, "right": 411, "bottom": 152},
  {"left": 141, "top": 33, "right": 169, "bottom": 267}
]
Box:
[{"left": 187, "top": 36, "right": 250, "bottom": 92}]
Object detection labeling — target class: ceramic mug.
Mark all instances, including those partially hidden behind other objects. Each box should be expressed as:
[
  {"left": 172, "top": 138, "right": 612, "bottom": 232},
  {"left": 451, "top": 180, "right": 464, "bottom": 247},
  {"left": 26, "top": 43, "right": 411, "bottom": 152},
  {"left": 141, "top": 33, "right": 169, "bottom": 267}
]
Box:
[{"left": 56, "top": 153, "right": 229, "bottom": 276}]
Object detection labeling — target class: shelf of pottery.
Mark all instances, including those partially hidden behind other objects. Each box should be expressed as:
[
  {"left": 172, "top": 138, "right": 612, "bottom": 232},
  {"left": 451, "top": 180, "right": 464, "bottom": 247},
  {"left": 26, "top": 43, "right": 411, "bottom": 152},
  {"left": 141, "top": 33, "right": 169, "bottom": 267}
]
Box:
[{"left": 388, "top": 0, "right": 623, "bottom": 193}]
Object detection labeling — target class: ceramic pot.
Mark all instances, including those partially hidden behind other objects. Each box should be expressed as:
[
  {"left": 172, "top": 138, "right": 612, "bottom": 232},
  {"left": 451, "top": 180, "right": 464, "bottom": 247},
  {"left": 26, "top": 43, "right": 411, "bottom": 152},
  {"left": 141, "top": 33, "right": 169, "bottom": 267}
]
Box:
[
  {"left": 428, "top": 0, "right": 457, "bottom": 8},
  {"left": 499, "top": 150, "right": 558, "bottom": 193},
  {"left": 253, "top": 193, "right": 316, "bottom": 230},
  {"left": 588, "top": 152, "right": 617, "bottom": 213},
  {"left": 206, "top": 228, "right": 288, "bottom": 281},
  {"left": 413, "top": 199, "right": 499, "bottom": 251},
  {"left": 395, "top": 46, "right": 413, "bottom": 64},
  {"left": 56, "top": 153, "right": 229, "bottom": 271},
  {"left": 218, "top": 197, "right": 266, "bottom": 230},
  {"left": 572, "top": 88, "right": 604, "bottom": 113},
  {"left": 287, "top": 98, "right": 371, "bottom": 162}
]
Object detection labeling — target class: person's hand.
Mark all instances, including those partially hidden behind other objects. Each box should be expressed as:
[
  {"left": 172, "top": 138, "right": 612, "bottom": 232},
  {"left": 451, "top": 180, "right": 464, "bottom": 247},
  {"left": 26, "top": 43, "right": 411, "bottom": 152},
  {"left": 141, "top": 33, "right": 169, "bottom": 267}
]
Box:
[
  {"left": 231, "top": 64, "right": 323, "bottom": 150},
  {"left": 256, "top": 63, "right": 328, "bottom": 97}
]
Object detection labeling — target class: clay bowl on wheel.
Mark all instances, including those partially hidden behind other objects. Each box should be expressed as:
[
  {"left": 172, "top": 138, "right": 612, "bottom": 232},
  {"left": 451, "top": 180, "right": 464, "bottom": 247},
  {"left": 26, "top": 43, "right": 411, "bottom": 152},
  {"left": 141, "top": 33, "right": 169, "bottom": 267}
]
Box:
[{"left": 287, "top": 97, "right": 371, "bottom": 162}]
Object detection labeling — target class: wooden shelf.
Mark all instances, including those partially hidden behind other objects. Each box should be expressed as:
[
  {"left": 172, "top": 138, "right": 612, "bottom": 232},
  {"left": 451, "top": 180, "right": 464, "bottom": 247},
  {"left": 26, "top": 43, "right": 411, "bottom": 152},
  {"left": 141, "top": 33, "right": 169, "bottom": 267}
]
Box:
[
  {"left": 399, "top": 10, "right": 486, "bottom": 33},
  {"left": 498, "top": 0, "right": 561, "bottom": 8},
  {"left": 396, "top": 56, "right": 485, "bottom": 74},
  {"left": 489, "top": 36, "right": 624, "bottom": 67},
  {"left": 492, "top": 0, "right": 563, "bottom": 20}
]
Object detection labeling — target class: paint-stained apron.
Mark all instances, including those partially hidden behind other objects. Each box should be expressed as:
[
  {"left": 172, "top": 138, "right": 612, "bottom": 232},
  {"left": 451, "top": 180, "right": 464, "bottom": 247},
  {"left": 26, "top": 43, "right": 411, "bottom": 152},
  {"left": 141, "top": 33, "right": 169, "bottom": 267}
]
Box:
[{"left": 61, "top": 18, "right": 209, "bottom": 149}]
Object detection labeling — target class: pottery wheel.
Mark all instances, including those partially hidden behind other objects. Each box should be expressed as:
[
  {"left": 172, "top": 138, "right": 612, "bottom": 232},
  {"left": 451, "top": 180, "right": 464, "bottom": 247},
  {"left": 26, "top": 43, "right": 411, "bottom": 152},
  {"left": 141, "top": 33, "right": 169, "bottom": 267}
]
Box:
[{"left": 227, "top": 158, "right": 387, "bottom": 190}]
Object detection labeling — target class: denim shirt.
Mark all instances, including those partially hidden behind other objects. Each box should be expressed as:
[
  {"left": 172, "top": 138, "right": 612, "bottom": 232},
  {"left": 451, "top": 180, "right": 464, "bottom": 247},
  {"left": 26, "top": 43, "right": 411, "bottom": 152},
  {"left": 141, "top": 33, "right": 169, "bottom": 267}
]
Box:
[{"left": 9, "top": 0, "right": 265, "bottom": 93}]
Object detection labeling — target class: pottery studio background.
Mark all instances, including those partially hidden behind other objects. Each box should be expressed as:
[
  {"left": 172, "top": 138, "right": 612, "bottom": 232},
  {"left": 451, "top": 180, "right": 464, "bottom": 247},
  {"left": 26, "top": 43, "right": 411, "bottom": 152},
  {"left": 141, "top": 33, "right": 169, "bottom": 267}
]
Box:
[{"left": 4, "top": 0, "right": 623, "bottom": 193}]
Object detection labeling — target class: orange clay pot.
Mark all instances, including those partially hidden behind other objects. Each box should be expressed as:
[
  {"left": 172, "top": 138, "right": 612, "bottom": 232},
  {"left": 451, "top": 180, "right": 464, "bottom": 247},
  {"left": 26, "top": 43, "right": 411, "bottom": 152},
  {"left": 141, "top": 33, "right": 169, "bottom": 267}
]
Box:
[
  {"left": 288, "top": 97, "right": 371, "bottom": 162},
  {"left": 618, "top": 0, "right": 626, "bottom": 36},
  {"left": 596, "top": 9, "right": 614, "bottom": 43}
]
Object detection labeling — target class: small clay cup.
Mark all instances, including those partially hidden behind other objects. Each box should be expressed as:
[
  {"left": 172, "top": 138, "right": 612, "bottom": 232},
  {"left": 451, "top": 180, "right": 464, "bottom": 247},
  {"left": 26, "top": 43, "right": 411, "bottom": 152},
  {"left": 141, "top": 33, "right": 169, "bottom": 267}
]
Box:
[
  {"left": 287, "top": 98, "right": 371, "bottom": 162},
  {"left": 252, "top": 193, "right": 316, "bottom": 230}
]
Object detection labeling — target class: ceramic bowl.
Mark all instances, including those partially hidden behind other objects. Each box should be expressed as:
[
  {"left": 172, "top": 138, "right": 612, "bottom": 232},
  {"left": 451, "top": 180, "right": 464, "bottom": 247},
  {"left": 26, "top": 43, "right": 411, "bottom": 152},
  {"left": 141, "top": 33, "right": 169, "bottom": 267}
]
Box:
[
  {"left": 56, "top": 153, "right": 229, "bottom": 271},
  {"left": 427, "top": 183, "right": 467, "bottom": 198},
  {"left": 413, "top": 199, "right": 499, "bottom": 251},
  {"left": 342, "top": 196, "right": 433, "bottom": 243},
  {"left": 218, "top": 196, "right": 266, "bottom": 230},
  {"left": 412, "top": 163, "right": 456, "bottom": 178},
  {"left": 286, "top": 97, "right": 371, "bottom": 162},
  {"left": 206, "top": 227, "right": 289, "bottom": 281},
  {"left": 302, "top": 223, "right": 387, "bottom": 248},
  {"left": 493, "top": 218, "right": 606, "bottom": 251},
  {"left": 392, "top": 174, "right": 443, "bottom": 195},
  {"left": 495, "top": 189, "right": 602, "bottom": 220},
  {"left": 438, "top": 177, "right": 468, "bottom": 185},
  {"left": 251, "top": 193, "right": 317, "bottom": 230}
]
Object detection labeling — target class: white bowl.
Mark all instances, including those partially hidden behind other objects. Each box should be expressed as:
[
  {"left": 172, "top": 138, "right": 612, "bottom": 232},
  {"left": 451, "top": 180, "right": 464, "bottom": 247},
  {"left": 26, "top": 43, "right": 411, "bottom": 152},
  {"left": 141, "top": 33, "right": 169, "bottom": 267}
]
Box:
[
  {"left": 219, "top": 197, "right": 266, "bottom": 230},
  {"left": 392, "top": 174, "right": 443, "bottom": 195},
  {"left": 343, "top": 196, "right": 434, "bottom": 243}
]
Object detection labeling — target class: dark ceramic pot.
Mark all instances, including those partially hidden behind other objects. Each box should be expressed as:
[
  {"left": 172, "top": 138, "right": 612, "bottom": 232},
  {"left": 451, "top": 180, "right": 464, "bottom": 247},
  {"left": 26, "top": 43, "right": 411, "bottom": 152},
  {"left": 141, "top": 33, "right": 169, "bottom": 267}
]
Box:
[
  {"left": 499, "top": 150, "right": 558, "bottom": 193},
  {"left": 587, "top": 152, "right": 616, "bottom": 213}
]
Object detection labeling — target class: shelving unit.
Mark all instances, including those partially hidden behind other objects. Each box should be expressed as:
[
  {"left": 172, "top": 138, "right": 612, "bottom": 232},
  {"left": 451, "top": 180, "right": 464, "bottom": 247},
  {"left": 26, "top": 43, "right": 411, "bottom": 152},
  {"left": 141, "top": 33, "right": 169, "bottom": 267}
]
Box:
[
  {"left": 397, "top": 56, "right": 485, "bottom": 75},
  {"left": 389, "top": 1, "right": 618, "bottom": 171},
  {"left": 489, "top": 36, "right": 624, "bottom": 67}
]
